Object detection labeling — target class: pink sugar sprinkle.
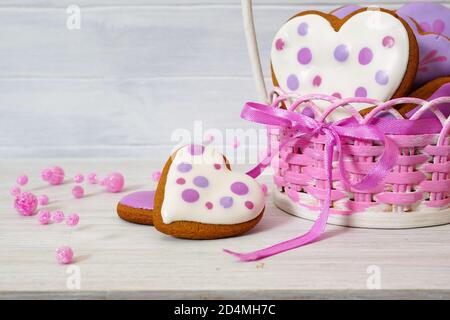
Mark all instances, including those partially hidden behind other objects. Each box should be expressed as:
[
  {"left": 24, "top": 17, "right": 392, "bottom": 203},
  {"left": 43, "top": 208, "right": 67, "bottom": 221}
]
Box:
[
  {"left": 10, "top": 186, "right": 21, "bottom": 197},
  {"left": 38, "top": 194, "right": 49, "bottom": 206},
  {"left": 87, "top": 172, "right": 98, "bottom": 184},
  {"left": 14, "top": 192, "right": 38, "bottom": 216},
  {"left": 53, "top": 211, "right": 65, "bottom": 223},
  {"left": 73, "top": 174, "right": 84, "bottom": 183},
  {"left": 38, "top": 210, "right": 52, "bottom": 225},
  {"left": 16, "top": 175, "right": 29, "bottom": 186},
  {"left": 261, "top": 183, "right": 269, "bottom": 196},
  {"left": 56, "top": 246, "right": 74, "bottom": 264},
  {"left": 72, "top": 186, "right": 84, "bottom": 199}
]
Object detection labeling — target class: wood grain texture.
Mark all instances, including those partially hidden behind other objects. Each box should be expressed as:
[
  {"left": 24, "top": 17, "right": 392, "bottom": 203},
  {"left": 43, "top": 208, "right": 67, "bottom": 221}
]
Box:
[{"left": 0, "top": 159, "right": 449, "bottom": 299}]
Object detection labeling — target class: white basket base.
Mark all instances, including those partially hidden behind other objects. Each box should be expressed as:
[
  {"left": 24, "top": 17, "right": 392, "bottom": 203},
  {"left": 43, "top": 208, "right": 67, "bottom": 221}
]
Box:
[{"left": 273, "top": 190, "right": 450, "bottom": 229}]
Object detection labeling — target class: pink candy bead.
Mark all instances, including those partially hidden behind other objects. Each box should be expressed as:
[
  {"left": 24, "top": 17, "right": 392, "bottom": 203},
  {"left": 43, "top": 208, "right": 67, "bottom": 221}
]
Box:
[
  {"left": 73, "top": 174, "right": 84, "bottom": 183},
  {"left": 38, "top": 194, "right": 49, "bottom": 206},
  {"left": 16, "top": 175, "right": 29, "bottom": 186},
  {"left": 87, "top": 172, "right": 98, "bottom": 184},
  {"left": 56, "top": 246, "right": 74, "bottom": 264},
  {"left": 38, "top": 210, "right": 52, "bottom": 225},
  {"left": 53, "top": 211, "right": 65, "bottom": 223},
  {"left": 67, "top": 213, "right": 80, "bottom": 227},
  {"left": 10, "top": 186, "right": 21, "bottom": 197},
  {"left": 152, "top": 171, "right": 162, "bottom": 182},
  {"left": 14, "top": 192, "right": 38, "bottom": 216},
  {"left": 103, "top": 172, "right": 125, "bottom": 193},
  {"left": 72, "top": 186, "right": 84, "bottom": 199},
  {"left": 41, "top": 166, "right": 65, "bottom": 185}
]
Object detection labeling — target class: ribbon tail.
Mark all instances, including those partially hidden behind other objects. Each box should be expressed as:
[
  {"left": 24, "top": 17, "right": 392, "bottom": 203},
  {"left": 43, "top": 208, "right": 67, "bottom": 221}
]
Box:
[
  {"left": 225, "top": 132, "right": 334, "bottom": 262},
  {"left": 223, "top": 207, "right": 329, "bottom": 261}
]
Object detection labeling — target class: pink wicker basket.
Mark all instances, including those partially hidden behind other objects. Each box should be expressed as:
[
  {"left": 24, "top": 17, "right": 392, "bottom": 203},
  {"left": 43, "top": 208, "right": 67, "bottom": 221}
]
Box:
[
  {"left": 268, "top": 91, "right": 450, "bottom": 228},
  {"left": 241, "top": 0, "right": 450, "bottom": 228}
]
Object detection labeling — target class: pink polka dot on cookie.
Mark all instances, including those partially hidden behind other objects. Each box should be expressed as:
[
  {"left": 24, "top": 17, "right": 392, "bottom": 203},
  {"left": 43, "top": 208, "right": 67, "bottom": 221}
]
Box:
[
  {"left": 332, "top": 92, "right": 342, "bottom": 99},
  {"left": 312, "top": 75, "right": 321, "bottom": 87},
  {"left": 205, "top": 202, "right": 213, "bottom": 210},
  {"left": 275, "top": 38, "right": 285, "bottom": 51},
  {"left": 214, "top": 163, "right": 221, "bottom": 170},
  {"left": 297, "top": 48, "right": 312, "bottom": 65},
  {"left": 358, "top": 47, "right": 373, "bottom": 65},
  {"left": 382, "top": 36, "right": 395, "bottom": 48},
  {"left": 176, "top": 177, "right": 186, "bottom": 185},
  {"left": 181, "top": 189, "right": 199, "bottom": 203},
  {"left": 231, "top": 182, "right": 249, "bottom": 196},
  {"left": 245, "top": 201, "right": 254, "bottom": 210}
]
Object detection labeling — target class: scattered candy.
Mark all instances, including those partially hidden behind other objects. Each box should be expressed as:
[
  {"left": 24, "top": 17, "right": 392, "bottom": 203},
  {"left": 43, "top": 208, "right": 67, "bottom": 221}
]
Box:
[
  {"left": 56, "top": 246, "right": 74, "bottom": 264},
  {"left": 38, "top": 194, "right": 49, "bottom": 206},
  {"left": 14, "top": 192, "right": 38, "bottom": 216},
  {"left": 53, "top": 211, "right": 65, "bottom": 223},
  {"left": 152, "top": 171, "right": 162, "bottom": 182},
  {"left": 16, "top": 175, "right": 29, "bottom": 186},
  {"left": 87, "top": 172, "right": 98, "bottom": 184},
  {"left": 72, "top": 186, "right": 84, "bottom": 199},
  {"left": 67, "top": 213, "right": 80, "bottom": 227},
  {"left": 73, "top": 174, "right": 84, "bottom": 183},
  {"left": 38, "top": 210, "right": 52, "bottom": 225},
  {"left": 41, "top": 166, "right": 65, "bottom": 185},
  {"left": 10, "top": 186, "right": 21, "bottom": 197},
  {"left": 102, "top": 172, "right": 125, "bottom": 193}
]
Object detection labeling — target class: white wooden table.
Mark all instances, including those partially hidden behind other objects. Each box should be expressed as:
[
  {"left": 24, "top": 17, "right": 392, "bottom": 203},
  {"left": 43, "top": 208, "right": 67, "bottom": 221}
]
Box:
[{"left": 1, "top": 159, "right": 449, "bottom": 300}]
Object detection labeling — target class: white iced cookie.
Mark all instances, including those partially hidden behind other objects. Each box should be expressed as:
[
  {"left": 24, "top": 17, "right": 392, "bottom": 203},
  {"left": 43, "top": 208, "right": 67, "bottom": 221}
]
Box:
[
  {"left": 153, "top": 145, "right": 265, "bottom": 240},
  {"left": 271, "top": 8, "right": 418, "bottom": 120}
]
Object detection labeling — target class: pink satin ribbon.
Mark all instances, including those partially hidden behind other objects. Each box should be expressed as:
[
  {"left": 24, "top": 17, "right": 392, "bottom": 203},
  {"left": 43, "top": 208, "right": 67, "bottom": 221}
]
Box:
[{"left": 224, "top": 100, "right": 443, "bottom": 262}]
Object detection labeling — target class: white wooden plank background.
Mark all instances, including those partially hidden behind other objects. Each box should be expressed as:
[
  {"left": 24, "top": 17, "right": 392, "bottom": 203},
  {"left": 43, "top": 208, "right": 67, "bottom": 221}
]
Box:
[{"left": 0, "top": 0, "right": 449, "bottom": 158}]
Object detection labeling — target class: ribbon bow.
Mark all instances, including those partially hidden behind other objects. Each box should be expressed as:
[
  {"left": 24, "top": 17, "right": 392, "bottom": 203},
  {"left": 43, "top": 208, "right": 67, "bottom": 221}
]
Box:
[{"left": 224, "top": 101, "right": 399, "bottom": 261}]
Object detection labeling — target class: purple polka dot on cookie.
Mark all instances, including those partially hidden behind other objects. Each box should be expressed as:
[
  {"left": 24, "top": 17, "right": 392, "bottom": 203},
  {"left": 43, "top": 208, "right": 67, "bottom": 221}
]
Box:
[
  {"left": 355, "top": 86, "right": 367, "bottom": 97},
  {"left": 382, "top": 36, "right": 395, "bottom": 48},
  {"left": 214, "top": 163, "right": 221, "bottom": 170},
  {"left": 188, "top": 144, "right": 205, "bottom": 156},
  {"left": 220, "top": 196, "right": 233, "bottom": 209},
  {"left": 286, "top": 74, "right": 299, "bottom": 91},
  {"left": 358, "top": 47, "right": 373, "bottom": 65},
  {"left": 177, "top": 162, "right": 192, "bottom": 173},
  {"left": 334, "top": 44, "right": 349, "bottom": 62},
  {"left": 231, "top": 182, "right": 249, "bottom": 196},
  {"left": 332, "top": 92, "right": 342, "bottom": 99},
  {"left": 205, "top": 202, "right": 213, "bottom": 210},
  {"left": 181, "top": 189, "right": 199, "bottom": 203},
  {"left": 297, "top": 22, "right": 308, "bottom": 36},
  {"left": 193, "top": 176, "right": 209, "bottom": 188},
  {"left": 275, "top": 38, "right": 285, "bottom": 51},
  {"left": 297, "top": 48, "right": 312, "bottom": 65},
  {"left": 245, "top": 201, "right": 254, "bottom": 210},
  {"left": 312, "top": 75, "right": 322, "bottom": 87},
  {"left": 176, "top": 177, "right": 185, "bottom": 185},
  {"left": 375, "top": 70, "right": 389, "bottom": 85}
]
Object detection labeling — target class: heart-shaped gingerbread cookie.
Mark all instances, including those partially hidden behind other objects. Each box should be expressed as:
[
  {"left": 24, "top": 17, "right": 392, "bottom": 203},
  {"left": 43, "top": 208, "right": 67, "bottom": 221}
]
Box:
[
  {"left": 271, "top": 8, "right": 418, "bottom": 118},
  {"left": 153, "top": 144, "right": 265, "bottom": 239}
]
